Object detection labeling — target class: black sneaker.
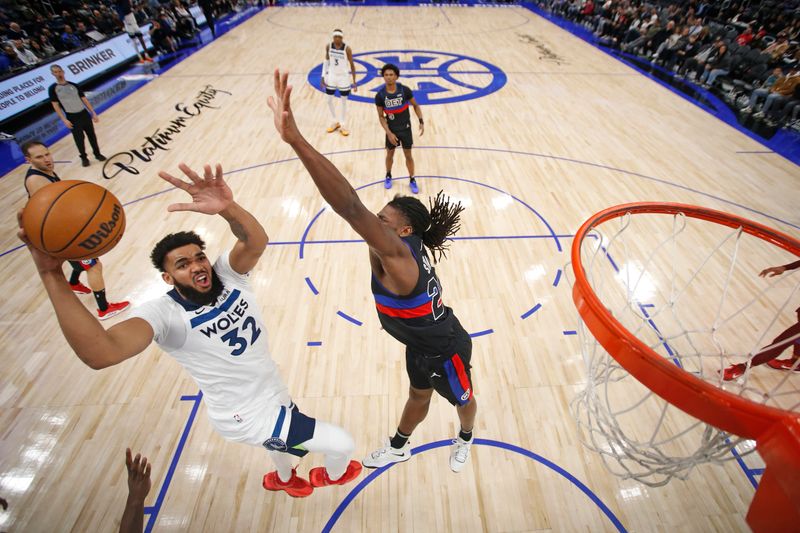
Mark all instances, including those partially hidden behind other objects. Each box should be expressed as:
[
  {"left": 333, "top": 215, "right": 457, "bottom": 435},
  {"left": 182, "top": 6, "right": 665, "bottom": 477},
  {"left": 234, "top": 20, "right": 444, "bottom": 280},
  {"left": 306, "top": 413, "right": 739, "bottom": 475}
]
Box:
[
  {"left": 95, "top": 153, "right": 107, "bottom": 161},
  {"left": 81, "top": 157, "right": 90, "bottom": 167}
]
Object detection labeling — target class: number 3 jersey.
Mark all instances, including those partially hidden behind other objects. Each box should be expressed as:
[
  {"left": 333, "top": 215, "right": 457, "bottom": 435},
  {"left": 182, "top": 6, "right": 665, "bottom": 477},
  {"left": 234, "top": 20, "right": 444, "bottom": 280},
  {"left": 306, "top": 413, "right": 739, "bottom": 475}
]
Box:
[
  {"left": 131, "top": 252, "right": 290, "bottom": 445},
  {"left": 371, "top": 235, "right": 466, "bottom": 354}
]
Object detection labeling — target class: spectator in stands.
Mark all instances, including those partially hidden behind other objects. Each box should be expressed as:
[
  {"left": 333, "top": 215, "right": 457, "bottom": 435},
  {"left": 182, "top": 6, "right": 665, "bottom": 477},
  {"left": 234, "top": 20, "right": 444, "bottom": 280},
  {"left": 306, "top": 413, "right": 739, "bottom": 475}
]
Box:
[
  {"left": 61, "top": 24, "right": 83, "bottom": 51},
  {"left": 149, "top": 19, "right": 177, "bottom": 54},
  {"left": 743, "top": 67, "right": 800, "bottom": 117},
  {"left": 787, "top": 20, "right": 800, "bottom": 42},
  {"left": 655, "top": 25, "right": 688, "bottom": 66},
  {"left": 680, "top": 38, "right": 722, "bottom": 79},
  {"left": 6, "top": 22, "right": 27, "bottom": 41},
  {"left": 12, "top": 38, "right": 39, "bottom": 66},
  {"left": 93, "top": 9, "right": 117, "bottom": 35},
  {"left": 623, "top": 15, "right": 662, "bottom": 54},
  {"left": 170, "top": 0, "right": 197, "bottom": 39},
  {"left": 764, "top": 33, "right": 790, "bottom": 63},
  {"left": 38, "top": 33, "right": 56, "bottom": 57},
  {"left": 0, "top": 44, "right": 24, "bottom": 74},
  {"left": 736, "top": 25, "right": 754, "bottom": 46},
  {"left": 698, "top": 44, "right": 731, "bottom": 87},
  {"left": 764, "top": 85, "right": 800, "bottom": 126}
]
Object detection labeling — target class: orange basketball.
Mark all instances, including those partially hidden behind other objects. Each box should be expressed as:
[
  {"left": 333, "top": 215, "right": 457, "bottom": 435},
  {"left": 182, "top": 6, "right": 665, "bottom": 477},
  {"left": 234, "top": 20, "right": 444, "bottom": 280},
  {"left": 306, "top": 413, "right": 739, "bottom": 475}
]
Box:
[{"left": 22, "top": 180, "right": 126, "bottom": 261}]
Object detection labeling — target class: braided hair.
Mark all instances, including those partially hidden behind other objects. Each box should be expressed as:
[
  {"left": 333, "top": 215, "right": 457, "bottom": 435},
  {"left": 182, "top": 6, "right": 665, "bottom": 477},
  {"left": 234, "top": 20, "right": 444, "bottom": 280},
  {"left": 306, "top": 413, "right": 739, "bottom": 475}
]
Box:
[{"left": 388, "top": 190, "right": 465, "bottom": 263}]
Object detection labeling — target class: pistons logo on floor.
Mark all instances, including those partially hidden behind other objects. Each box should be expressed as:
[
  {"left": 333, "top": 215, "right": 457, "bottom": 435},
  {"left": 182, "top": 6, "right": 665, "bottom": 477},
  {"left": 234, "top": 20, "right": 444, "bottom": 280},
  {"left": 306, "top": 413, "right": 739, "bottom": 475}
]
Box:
[{"left": 307, "top": 50, "right": 507, "bottom": 105}]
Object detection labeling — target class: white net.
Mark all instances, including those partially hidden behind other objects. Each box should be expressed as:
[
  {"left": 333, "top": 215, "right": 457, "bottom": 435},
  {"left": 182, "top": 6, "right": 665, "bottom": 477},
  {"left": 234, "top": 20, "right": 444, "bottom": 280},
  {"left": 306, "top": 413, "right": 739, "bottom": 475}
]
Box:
[{"left": 569, "top": 209, "right": 800, "bottom": 487}]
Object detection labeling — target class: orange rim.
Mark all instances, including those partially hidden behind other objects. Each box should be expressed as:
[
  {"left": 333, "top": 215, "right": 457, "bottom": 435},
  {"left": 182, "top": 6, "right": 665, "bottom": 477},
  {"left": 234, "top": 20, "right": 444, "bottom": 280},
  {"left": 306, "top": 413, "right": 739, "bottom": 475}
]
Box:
[{"left": 571, "top": 202, "right": 800, "bottom": 440}]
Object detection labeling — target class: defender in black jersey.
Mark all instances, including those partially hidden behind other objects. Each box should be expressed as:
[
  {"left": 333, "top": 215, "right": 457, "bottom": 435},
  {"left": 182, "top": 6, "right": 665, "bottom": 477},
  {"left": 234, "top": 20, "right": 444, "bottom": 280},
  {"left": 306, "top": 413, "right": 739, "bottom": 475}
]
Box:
[
  {"left": 269, "top": 69, "right": 477, "bottom": 474},
  {"left": 375, "top": 64, "right": 424, "bottom": 194},
  {"left": 21, "top": 140, "right": 129, "bottom": 320}
]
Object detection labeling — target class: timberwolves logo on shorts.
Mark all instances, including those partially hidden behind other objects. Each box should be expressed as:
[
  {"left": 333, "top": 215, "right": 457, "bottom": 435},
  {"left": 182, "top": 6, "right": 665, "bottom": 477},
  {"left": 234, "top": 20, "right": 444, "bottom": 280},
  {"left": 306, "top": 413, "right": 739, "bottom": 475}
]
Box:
[{"left": 308, "top": 50, "right": 507, "bottom": 105}]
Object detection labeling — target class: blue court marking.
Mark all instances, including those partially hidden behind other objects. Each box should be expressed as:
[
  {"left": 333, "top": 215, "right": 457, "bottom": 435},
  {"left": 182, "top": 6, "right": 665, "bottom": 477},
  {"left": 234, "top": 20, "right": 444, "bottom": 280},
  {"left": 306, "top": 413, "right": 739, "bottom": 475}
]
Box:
[
  {"left": 322, "top": 438, "right": 627, "bottom": 533},
  {"left": 637, "top": 303, "right": 682, "bottom": 369},
  {"left": 552, "top": 268, "right": 562, "bottom": 287},
  {"left": 298, "top": 174, "right": 563, "bottom": 261},
  {"left": 143, "top": 391, "right": 203, "bottom": 533},
  {"left": 305, "top": 276, "right": 320, "bottom": 295},
  {"left": 349, "top": 5, "right": 359, "bottom": 23},
  {"left": 336, "top": 310, "right": 363, "bottom": 326},
  {"left": 521, "top": 302, "right": 542, "bottom": 319},
  {"left": 563, "top": 330, "right": 577, "bottom": 335},
  {"left": 469, "top": 328, "right": 494, "bottom": 338},
  {"left": 307, "top": 341, "right": 323, "bottom": 347},
  {"left": 308, "top": 49, "right": 507, "bottom": 105},
  {"left": 727, "top": 438, "right": 760, "bottom": 489}
]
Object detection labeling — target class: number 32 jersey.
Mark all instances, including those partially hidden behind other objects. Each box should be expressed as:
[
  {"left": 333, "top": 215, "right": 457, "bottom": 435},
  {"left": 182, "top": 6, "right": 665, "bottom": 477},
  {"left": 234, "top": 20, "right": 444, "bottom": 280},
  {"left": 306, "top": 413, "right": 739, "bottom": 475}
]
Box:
[
  {"left": 132, "top": 252, "right": 290, "bottom": 445},
  {"left": 371, "top": 235, "right": 465, "bottom": 355}
]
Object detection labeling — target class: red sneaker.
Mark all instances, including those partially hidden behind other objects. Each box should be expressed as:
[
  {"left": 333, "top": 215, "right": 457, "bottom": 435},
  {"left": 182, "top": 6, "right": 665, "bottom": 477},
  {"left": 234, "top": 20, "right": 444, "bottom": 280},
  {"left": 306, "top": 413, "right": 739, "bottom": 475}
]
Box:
[
  {"left": 262, "top": 469, "right": 313, "bottom": 498},
  {"left": 722, "top": 363, "right": 747, "bottom": 381},
  {"left": 97, "top": 301, "right": 130, "bottom": 321},
  {"left": 309, "top": 460, "right": 363, "bottom": 488},
  {"left": 767, "top": 358, "right": 800, "bottom": 371},
  {"left": 70, "top": 282, "right": 91, "bottom": 295}
]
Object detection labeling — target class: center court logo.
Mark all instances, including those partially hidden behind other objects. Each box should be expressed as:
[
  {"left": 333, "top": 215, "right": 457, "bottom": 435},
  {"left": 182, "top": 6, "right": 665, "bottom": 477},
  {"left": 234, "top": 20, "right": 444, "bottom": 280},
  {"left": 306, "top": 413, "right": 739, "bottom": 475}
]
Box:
[{"left": 308, "top": 50, "right": 507, "bottom": 105}]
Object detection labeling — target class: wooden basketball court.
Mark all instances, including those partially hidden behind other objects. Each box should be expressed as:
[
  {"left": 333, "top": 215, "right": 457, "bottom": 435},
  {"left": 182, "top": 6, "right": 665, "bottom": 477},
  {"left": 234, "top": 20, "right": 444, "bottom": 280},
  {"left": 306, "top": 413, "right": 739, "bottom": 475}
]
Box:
[{"left": 1, "top": 4, "right": 798, "bottom": 532}]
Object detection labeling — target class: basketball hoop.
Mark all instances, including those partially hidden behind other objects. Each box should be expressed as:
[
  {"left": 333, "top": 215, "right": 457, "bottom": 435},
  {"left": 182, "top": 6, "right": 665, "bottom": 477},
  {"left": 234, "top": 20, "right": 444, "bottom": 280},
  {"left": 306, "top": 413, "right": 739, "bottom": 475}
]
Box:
[{"left": 569, "top": 202, "right": 800, "bottom": 532}]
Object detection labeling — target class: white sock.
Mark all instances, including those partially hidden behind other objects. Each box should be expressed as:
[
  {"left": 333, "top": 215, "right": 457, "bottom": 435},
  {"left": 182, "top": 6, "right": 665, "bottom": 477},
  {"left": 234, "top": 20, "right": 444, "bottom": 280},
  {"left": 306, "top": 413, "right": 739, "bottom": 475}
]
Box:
[
  {"left": 327, "top": 94, "right": 338, "bottom": 123},
  {"left": 270, "top": 451, "right": 293, "bottom": 483},
  {"left": 302, "top": 420, "right": 355, "bottom": 480},
  {"left": 339, "top": 96, "right": 348, "bottom": 129}
]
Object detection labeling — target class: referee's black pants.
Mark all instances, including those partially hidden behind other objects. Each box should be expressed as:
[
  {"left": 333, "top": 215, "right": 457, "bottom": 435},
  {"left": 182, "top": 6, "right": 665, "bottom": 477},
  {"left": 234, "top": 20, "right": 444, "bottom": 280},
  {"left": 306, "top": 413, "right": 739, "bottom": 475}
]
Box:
[{"left": 66, "top": 110, "right": 101, "bottom": 160}]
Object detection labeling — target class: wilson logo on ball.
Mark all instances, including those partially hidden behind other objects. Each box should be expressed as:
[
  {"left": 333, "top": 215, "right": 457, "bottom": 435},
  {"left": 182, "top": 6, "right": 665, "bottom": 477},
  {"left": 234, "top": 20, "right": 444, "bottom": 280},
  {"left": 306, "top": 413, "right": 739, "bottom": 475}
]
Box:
[{"left": 78, "top": 203, "right": 123, "bottom": 251}]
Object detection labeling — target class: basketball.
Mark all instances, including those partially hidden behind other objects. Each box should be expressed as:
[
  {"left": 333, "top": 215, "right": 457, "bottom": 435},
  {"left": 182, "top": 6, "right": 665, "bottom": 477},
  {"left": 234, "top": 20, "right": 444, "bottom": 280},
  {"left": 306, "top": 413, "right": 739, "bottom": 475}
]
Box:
[{"left": 22, "top": 180, "right": 126, "bottom": 261}]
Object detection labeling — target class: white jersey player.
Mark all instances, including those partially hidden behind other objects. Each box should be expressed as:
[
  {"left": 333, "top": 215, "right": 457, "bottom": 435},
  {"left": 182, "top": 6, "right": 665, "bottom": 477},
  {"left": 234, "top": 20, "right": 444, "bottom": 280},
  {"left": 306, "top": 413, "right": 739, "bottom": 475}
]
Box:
[
  {"left": 321, "top": 29, "right": 357, "bottom": 136},
  {"left": 17, "top": 162, "right": 362, "bottom": 498}
]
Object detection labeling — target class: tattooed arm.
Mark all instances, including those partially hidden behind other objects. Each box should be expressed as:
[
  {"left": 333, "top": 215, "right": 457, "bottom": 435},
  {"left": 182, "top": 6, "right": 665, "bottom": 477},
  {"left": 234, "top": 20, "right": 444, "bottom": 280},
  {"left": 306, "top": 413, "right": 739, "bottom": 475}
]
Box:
[{"left": 221, "top": 202, "right": 269, "bottom": 274}]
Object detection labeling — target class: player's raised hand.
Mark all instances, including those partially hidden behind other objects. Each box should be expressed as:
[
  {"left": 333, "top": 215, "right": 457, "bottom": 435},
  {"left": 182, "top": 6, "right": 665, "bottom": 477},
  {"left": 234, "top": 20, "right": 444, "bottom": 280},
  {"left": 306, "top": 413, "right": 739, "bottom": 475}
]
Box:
[
  {"left": 759, "top": 266, "right": 787, "bottom": 278},
  {"left": 158, "top": 163, "right": 233, "bottom": 215},
  {"left": 125, "top": 448, "right": 152, "bottom": 502},
  {"left": 267, "top": 69, "right": 302, "bottom": 145}
]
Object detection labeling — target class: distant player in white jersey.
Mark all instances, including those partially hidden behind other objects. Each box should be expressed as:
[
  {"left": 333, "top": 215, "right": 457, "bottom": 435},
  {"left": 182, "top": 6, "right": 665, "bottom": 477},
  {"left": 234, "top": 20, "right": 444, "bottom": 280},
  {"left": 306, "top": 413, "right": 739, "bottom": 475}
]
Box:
[
  {"left": 16, "top": 163, "right": 361, "bottom": 498},
  {"left": 321, "top": 29, "right": 357, "bottom": 137}
]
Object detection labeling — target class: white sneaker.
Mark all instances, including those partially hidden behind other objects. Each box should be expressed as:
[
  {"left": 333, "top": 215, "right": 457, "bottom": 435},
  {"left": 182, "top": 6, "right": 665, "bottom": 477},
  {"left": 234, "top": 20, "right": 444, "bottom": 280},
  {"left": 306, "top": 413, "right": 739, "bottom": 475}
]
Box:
[
  {"left": 741, "top": 106, "right": 753, "bottom": 114},
  {"left": 362, "top": 438, "right": 411, "bottom": 468},
  {"left": 449, "top": 437, "right": 472, "bottom": 473}
]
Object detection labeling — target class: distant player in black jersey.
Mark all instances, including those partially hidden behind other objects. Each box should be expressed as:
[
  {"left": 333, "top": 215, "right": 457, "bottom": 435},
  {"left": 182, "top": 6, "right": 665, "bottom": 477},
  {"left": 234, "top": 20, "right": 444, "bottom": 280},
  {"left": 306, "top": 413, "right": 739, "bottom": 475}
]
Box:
[
  {"left": 375, "top": 63, "right": 424, "bottom": 194},
  {"left": 268, "top": 70, "right": 477, "bottom": 473},
  {"left": 22, "top": 140, "right": 130, "bottom": 320}
]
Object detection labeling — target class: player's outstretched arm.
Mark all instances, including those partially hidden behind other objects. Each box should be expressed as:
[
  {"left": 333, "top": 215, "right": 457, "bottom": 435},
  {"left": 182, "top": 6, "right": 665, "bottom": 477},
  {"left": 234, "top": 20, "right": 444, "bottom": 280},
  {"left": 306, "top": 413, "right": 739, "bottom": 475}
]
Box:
[
  {"left": 267, "top": 69, "right": 407, "bottom": 259},
  {"left": 760, "top": 259, "right": 800, "bottom": 278},
  {"left": 17, "top": 212, "right": 154, "bottom": 369},
  {"left": 119, "top": 448, "right": 152, "bottom": 533},
  {"left": 158, "top": 163, "right": 268, "bottom": 275}
]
